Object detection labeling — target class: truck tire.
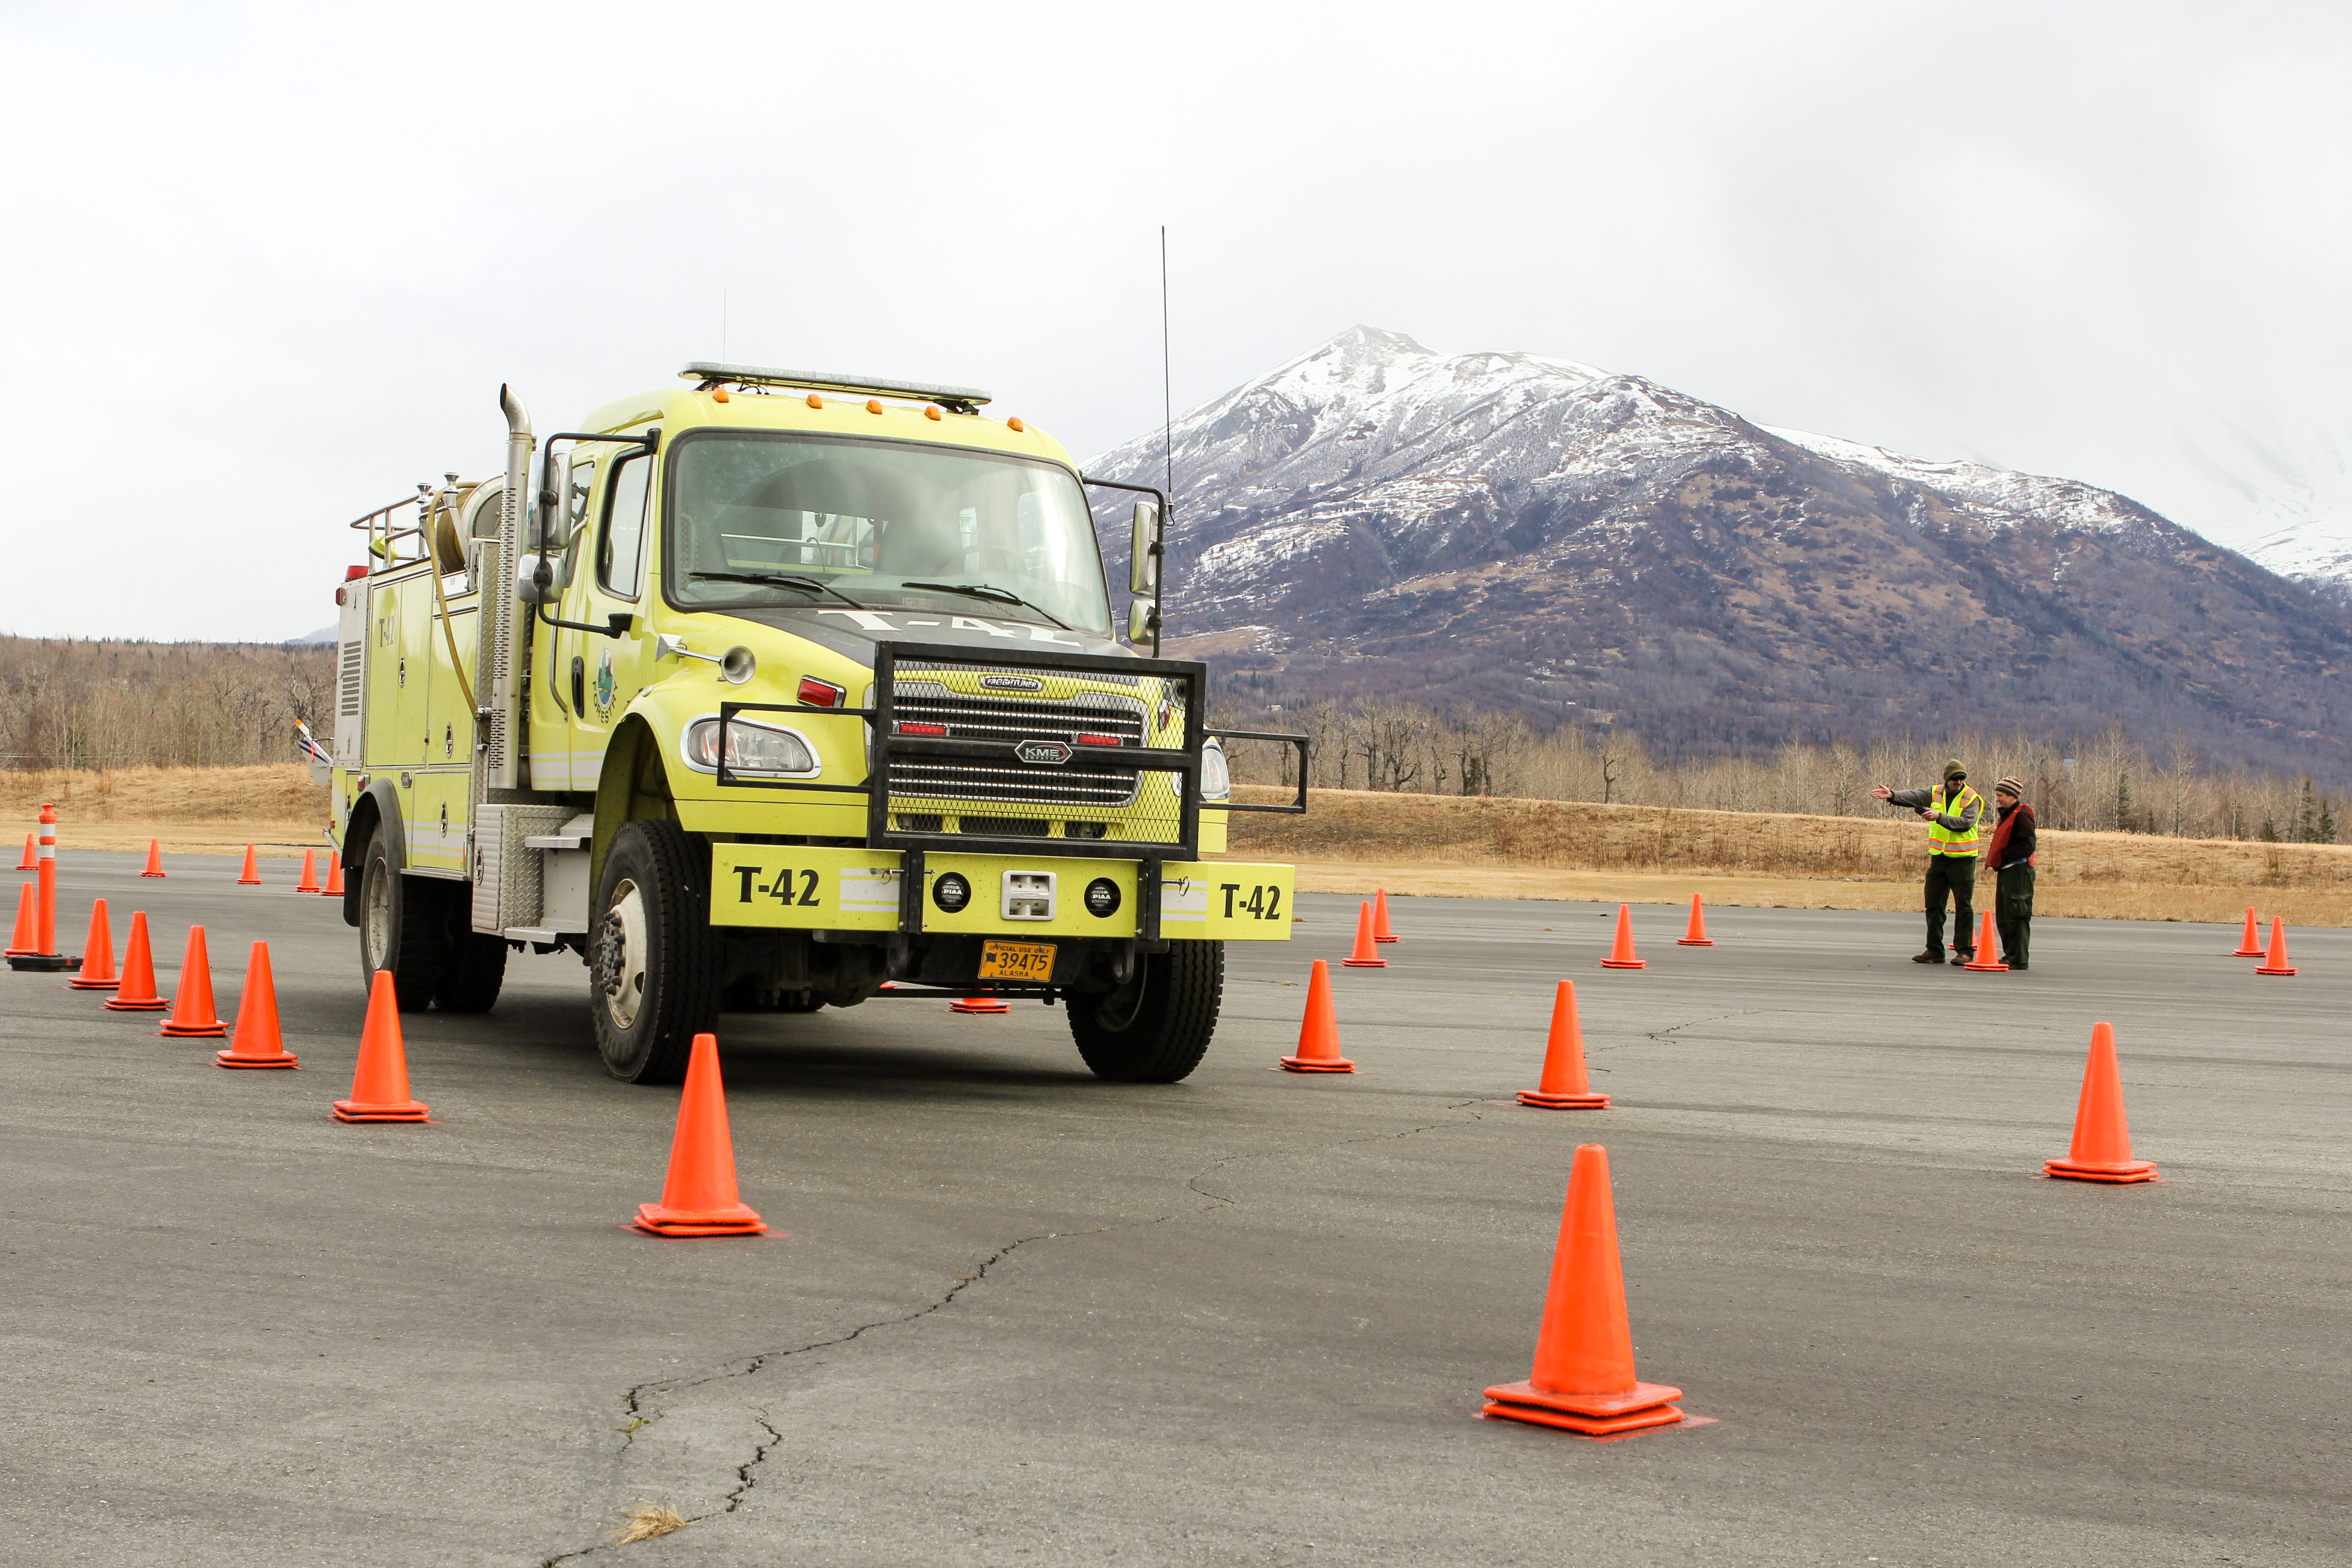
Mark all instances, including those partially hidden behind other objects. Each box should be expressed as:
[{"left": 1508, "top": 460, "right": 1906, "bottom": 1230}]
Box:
[
  {"left": 435, "top": 924, "right": 508, "bottom": 1014},
  {"left": 1067, "top": 940, "right": 1224, "bottom": 1083},
  {"left": 357, "top": 830, "right": 451, "bottom": 1010},
  {"left": 589, "top": 819, "right": 719, "bottom": 1085}
]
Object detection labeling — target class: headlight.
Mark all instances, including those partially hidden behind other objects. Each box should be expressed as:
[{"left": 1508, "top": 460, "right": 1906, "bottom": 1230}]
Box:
[
  {"left": 1200, "top": 738, "right": 1231, "bottom": 800},
  {"left": 684, "top": 717, "right": 817, "bottom": 778}
]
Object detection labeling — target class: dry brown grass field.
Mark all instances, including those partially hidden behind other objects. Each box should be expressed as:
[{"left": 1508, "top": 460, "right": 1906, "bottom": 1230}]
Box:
[
  {"left": 5, "top": 769, "right": 2347, "bottom": 925},
  {"left": 1217, "top": 786, "right": 2352, "bottom": 926}
]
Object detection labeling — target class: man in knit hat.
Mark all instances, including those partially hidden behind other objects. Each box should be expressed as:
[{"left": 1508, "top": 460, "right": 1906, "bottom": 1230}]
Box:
[
  {"left": 1986, "top": 776, "right": 2037, "bottom": 970},
  {"left": 1872, "top": 760, "right": 1985, "bottom": 964}
]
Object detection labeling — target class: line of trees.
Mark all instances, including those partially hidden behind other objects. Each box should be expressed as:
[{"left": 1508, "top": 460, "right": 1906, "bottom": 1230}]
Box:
[
  {"left": 1217, "top": 696, "right": 2342, "bottom": 843},
  {"left": 0, "top": 636, "right": 334, "bottom": 770}
]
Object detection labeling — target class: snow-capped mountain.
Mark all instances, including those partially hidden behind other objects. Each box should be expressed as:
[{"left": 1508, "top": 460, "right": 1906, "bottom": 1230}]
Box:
[{"left": 1086, "top": 327, "right": 2352, "bottom": 776}]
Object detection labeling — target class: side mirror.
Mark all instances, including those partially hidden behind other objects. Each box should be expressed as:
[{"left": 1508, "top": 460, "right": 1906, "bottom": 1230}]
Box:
[
  {"left": 515, "top": 553, "right": 553, "bottom": 604},
  {"left": 1129, "top": 501, "right": 1160, "bottom": 595},
  {"left": 1127, "top": 598, "right": 1158, "bottom": 646}
]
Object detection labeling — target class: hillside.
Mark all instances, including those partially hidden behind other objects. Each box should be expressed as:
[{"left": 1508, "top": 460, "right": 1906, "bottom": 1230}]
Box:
[{"left": 1088, "top": 328, "right": 2352, "bottom": 779}]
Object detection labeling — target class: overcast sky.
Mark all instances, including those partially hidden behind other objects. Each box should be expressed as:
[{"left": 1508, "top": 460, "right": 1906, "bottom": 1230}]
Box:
[{"left": 4, "top": 1, "right": 2346, "bottom": 642}]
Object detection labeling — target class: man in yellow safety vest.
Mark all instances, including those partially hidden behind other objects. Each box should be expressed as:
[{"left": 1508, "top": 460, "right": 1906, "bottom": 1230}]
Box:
[{"left": 1872, "top": 759, "right": 1985, "bottom": 965}]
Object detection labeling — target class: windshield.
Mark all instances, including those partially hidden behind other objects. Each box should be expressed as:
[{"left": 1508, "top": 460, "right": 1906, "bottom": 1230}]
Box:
[{"left": 664, "top": 431, "right": 1111, "bottom": 634}]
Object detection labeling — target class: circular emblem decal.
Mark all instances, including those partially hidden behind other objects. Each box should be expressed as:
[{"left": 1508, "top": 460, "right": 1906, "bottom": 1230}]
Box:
[
  {"left": 1014, "top": 739, "right": 1073, "bottom": 765},
  {"left": 593, "top": 649, "right": 617, "bottom": 717}
]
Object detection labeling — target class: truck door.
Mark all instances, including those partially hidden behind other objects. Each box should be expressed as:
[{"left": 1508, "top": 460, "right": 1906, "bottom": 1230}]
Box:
[
  {"left": 529, "top": 455, "right": 596, "bottom": 789},
  {"left": 565, "top": 449, "right": 654, "bottom": 786}
]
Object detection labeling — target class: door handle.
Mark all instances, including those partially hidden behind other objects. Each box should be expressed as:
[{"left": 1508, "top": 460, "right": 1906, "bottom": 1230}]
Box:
[{"left": 571, "top": 654, "right": 585, "bottom": 714}]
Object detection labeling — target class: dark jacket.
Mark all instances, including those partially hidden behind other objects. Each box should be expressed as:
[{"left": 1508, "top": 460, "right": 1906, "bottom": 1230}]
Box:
[
  {"left": 1885, "top": 784, "right": 1983, "bottom": 840},
  {"left": 1988, "top": 801, "right": 2037, "bottom": 870}
]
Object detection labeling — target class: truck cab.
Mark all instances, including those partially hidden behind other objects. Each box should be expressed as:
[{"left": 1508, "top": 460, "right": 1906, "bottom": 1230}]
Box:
[{"left": 328, "top": 363, "right": 1303, "bottom": 1085}]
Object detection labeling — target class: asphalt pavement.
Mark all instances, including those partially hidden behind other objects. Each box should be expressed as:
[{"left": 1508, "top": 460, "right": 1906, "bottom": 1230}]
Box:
[{"left": 2, "top": 849, "right": 2347, "bottom": 1567}]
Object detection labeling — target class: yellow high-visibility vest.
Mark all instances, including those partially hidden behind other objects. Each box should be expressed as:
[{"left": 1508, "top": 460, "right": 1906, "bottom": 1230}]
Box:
[{"left": 1928, "top": 783, "right": 1983, "bottom": 855}]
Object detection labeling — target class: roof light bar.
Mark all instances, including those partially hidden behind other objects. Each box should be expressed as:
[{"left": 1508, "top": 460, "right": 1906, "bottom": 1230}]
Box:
[{"left": 680, "top": 362, "right": 990, "bottom": 412}]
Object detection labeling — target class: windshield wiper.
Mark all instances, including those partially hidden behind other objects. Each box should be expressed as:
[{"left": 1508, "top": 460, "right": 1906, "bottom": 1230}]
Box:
[
  {"left": 689, "top": 570, "right": 867, "bottom": 610},
  {"left": 897, "top": 581, "right": 1072, "bottom": 631}
]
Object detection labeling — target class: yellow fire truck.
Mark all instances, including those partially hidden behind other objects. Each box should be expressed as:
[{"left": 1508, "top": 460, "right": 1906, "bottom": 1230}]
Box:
[{"left": 326, "top": 364, "right": 1304, "bottom": 1084}]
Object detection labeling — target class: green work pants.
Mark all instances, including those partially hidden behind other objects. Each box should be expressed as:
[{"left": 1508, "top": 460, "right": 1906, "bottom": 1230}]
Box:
[
  {"left": 1996, "top": 865, "right": 2035, "bottom": 968},
  {"left": 1925, "top": 854, "right": 1978, "bottom": 956}
]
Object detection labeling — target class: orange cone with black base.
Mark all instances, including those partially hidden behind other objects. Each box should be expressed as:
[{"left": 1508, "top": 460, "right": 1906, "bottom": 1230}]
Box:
[
  {"left": 9, "top": 802, "right": 69, "bottom": 970},
  {"left": 1279, "top": 959, "right": 1355, "bottom": 1072},
  {"left": 141, "top": 838, "right": 166, "bottom": 877},
  {"left": 1675, "top": 893, "right": 1713, "bottom": 946},
  {"left": 1340, "top": 900, "right": 1386, "bottom": 968},
  {"left": 2043, "top": 1022, "right": 2157, "bottom": 1183},
  {"left": 2255, "top": 917, "right": 2297, "bottom": 976},
  {"left": 334, "top": 970, "right": 429, "bottom": 1122},
  {"left": 2231, "top": 906, "right": 2262, "bottom": 956},
  {"left": 1372, "top": 887, "right": 1400, "bottom": 943},
  {"left": 14, "top": 833, "right": 32, "bottom": 870},
  {"left": 634, "top": 1033, "right": 767, "bottom": 1237},
  {"left": 105, "top": 911, "right": 166, "bottom": 1011},
  {"left": 951, "top": 994, "right": 1010, "bottom": 1014},
  {"left": 216, "top": 942, "right": 297, "bottom": 1068},
  {"left": 1598, "top": 904, "right": 1644, "bottom": 970},
  {"left": 294, "top": 848, "right": 320, "bottom": 893},
  {"left": 1483, "top": 1143, "right": 1687, "bottom": 1437},
  {"left": 1963, "top": 910, "right": 2008, "bottom": 971},
  {"left": 67, "top": 900, "right": 118, "bottom": 990},
  {"left": 318, "top": 850, "right": 342, "bottom": 896},
  {"left": 1520, "top": 981, "right": 1608, "bottom": 1109},
  {"left": 237, "top": 844, "right": 262, "bottom": 886},
  {"left": 3, "top": 882, "right": 32, "bottom": 957},
  {"left": 159, "top": 926, "right": 228, "bottom": 1037}
]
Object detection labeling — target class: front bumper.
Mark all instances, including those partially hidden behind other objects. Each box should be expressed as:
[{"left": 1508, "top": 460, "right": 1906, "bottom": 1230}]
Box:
[{"left": 707, "top": 844, "right": 1294, "bottom": 942}]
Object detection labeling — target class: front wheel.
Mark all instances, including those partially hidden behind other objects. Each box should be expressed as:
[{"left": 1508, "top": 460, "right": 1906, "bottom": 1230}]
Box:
[
  {"left": 589, "top": 819, "right": 719, "bottom": 1084},
  {"left": 1067, "top": 940, "right": 1224, "bottom": 1083}
]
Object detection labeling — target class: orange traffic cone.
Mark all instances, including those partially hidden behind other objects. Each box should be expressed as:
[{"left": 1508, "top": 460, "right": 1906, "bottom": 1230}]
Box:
[
  {"left": 1963, "top": 910, "right": 2008, "bottom": 971},
  {"left": 1483, "top": 1143, "right": 1687, "bottom": 1437},
  {"left": 634, "top": 1032, "right": 768, "bottom": 1237},
  {"left": 1598, "top": 904, "right": 1645, "bottom": 970},
  {"left": 141, "top": 838, "right": 167, "bottom": 877},
  {"left": 334, "top": 970, "right": 429, "bottom": 1122},
  {"left": 319, "top": 850, "right": 343, "bottom": 896},
  {"left": 67, "top": 899, "right": 118, "bottom": 990},
  {"left": 1674, "top": 893, "right": 1713, "bottom": 946},
  {"left": 14, "top": 833, "right": 32, "bottom": 870},
  {"left": 159, "top": 926, "right": 228, "bottom": 1038},
  {"left": 2255, "top": 917, "right": 2297, "bottom": 976},
  {"left": 1372, "top": 887, "right": 1400, "bottom": 943},
  {"left": 1279, "top": 958, "right": 1356, "bottom": 1072},
  {"left": 2043, "top": 1022, "right": 2157, "bottom": 1183},
  {"left": 216, "top": 942, "right": 298, "bottom": 1069},
  {"left": 294, "top": 848, "right": 320, "bottom": 893},
  {"left": 237, "top": 844, "right": 263, "bottom": 886},
  {"left": 105, "top": 911, "right": 167, "bottom": 1011},
  {"left": 1340, "top": 900, "right": 1387, "bottom": 968},
  {"left": 951, "top": 994, "right": 1011, "bottom": 1014},
  {"left": 2230, "top": 906, "right": 2262, "bottom": 956},
  {"left": 3, "top": 882, "right": 32, "bottom": 957},
  {"left": 1519, "top": 980, "right": 1609, "bottom": 1108}
]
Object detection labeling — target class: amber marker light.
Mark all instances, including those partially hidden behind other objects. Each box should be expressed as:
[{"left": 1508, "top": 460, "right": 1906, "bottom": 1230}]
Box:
[
  {"left": 1006, "top": 416, "right": 1025, "bottom": 432},
  {"left": 924, "top": 404, "right": 942, "bottom": 421},
  {"left": 711, "top": 387, "right": 730, "bottom": 402},
  {"left": 866, "top": 399, "right": 884, "bottom": 414},
  {"left": 806, "top": 393, "right": 823, "bottom": 409}
]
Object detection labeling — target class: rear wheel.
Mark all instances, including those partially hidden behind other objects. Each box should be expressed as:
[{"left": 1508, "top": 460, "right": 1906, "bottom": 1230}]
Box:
[
  {"left": 435, "top": 922, "right": 508, "bottom": 1013},
  {"left": 1068, "top": 940, "right": 1224, "bottom": 1083},
  {"left": 358, "top": 829, "right": 451, "bottom": 1010},
  {"left": 590, "top": 819, "right": 719, "bottom": 1084}
]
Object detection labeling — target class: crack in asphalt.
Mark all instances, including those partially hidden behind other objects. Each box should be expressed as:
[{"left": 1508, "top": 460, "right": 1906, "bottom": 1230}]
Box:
[{"left": 541, "top": 1096, "right": 1485, "bottom": 1562}]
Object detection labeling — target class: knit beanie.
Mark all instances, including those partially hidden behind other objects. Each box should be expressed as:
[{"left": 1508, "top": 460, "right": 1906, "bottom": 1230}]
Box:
[{"left": 1942, "top": 758, "right": 1966, "bottom": 780}]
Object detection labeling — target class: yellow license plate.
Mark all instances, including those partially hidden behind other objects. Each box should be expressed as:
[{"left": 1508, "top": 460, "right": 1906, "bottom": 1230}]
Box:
[{"left": 978, "top": 939, "right": 1056, "bottom": 982}]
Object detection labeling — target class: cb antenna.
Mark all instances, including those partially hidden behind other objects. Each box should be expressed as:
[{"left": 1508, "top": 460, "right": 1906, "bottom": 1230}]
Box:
[{"left": 1157, "top": 225, "right": 1171, "bottom": 657}]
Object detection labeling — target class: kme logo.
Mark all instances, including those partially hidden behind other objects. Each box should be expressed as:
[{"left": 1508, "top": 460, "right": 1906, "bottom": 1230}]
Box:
[{"left": 1014, "top": 739, "right": 1073, "bottom": 765}]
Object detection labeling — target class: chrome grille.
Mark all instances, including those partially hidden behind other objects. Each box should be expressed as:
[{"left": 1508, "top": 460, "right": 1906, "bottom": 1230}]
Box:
[
  {"left": 891, "top": 682, "right": 1146, "bottom": 747},
  {"left": 888, "top": 758, "right": 1141, "bottom": 809}
]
